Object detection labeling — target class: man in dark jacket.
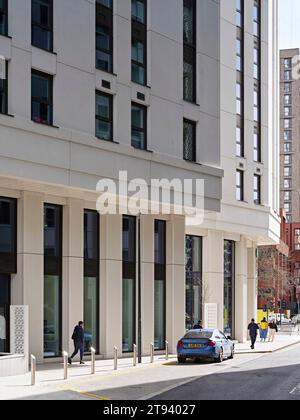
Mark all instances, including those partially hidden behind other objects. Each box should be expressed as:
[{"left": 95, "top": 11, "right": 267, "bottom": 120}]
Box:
[
  {"left": 193, "top": 320, "right": 203, "bottom": 330},
  {"left": 248, "top": 319, "right": 259, "bottom": 350},
  {"left": 69, "top": 321, "right": 85, "bottom": 365}
]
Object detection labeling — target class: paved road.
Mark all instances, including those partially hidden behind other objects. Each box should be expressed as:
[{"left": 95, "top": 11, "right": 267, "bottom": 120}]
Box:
[
  {"left": 17, "top": 344, "right": 300, "bottom": 400},
  {"left": 152, "top": 344, "right": 300, "bottom": 400}
]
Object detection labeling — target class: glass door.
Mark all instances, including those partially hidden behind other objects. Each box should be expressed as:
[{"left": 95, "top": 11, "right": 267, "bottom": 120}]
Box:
[{"left": 0, "top": 274, "right": 10, "bottom": 354}]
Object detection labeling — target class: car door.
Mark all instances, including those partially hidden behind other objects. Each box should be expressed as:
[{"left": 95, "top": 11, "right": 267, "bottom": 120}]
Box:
[{"left": 220, "top": 331, "right": 230, "bottom": 356}]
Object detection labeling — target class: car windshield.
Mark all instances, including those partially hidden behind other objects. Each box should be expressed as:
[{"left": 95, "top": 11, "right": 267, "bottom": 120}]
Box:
[{"left": 184, "top": 331, "right": 213, "bottom": 339}]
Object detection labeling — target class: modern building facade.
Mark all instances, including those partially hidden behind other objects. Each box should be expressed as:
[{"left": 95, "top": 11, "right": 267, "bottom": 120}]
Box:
[
  {"left": 280, "top": 48, "right": 300, "bottom": 224},
  {"left": 0, "top": 0, "right": 279, "bottom": 364}
]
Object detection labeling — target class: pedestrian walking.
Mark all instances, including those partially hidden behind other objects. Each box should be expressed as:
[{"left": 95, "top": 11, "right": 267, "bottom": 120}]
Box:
[
  {"left": 248, "top": 319, "right": 260, "bottom": 350},
  {"left": 260, "top": 318, "right": 268, "bottom": 342},
  {"left": 69, "top": 321, "right": 85, "bottom": 365},
  {"left": 268, "top": 320, "right": 278, "bottom": 342}
]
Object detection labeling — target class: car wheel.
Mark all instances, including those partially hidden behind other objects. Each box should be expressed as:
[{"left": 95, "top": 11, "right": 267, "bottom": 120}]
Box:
[
  {"left": 217, "top": 348, "right": 224, "bottom": 363},
  {"left": 228, "top": 348, "right": 234, "bottom": 360},
  {"left": 178, "top": 357, "right": 186, "bottom": 364}
]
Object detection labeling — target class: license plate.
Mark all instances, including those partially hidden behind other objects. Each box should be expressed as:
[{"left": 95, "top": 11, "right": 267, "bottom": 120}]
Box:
[{"left": 188, "top": 344, "right": 203, "bottom": 348}]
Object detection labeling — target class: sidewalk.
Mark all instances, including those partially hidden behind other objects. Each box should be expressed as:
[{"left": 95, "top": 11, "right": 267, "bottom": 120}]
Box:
[
  {"left": 1, "top": 335, "right": 300, "bottom": 400},
  {"left": 235, "top": 333, "right": 300, "bottom": 354}
]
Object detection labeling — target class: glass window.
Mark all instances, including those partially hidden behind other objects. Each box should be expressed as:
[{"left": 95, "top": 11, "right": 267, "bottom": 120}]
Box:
[
  {"left": 284, "top": 167, "right": 292, "bottom": 177},
  {"left": 31, "top": 70, "right": 53, "bottom": 125},
  {"left": 122, "top": 216, "right": 136, "bottom": 353},
  {"left": 183, "top": 119, "right": 196, "bottom": 162},
  {"left": 224, "top": 240, "right": 235, "bottom": 337},
  {"left": 284, "top": 83, "right": 291, "bottom": 93},
  {"left": 44, "top": 205, "right": 61, "bottom": 257},
  {"left": 96, "top": 91, "right": 113, "bottom": 141},
  {"left": 284, "top": 58, "right": 292, "bottom": 69},
  {"left": 0, "top": 0, "right": 8, "bottom": 36},
  {"left": 154, "top": 220, "right": 166, "bottom": 350},
  {"left": 185, "top": 236, "right": 202, "bottom": 331},
  {"left": 32, "top": 0, "right": 53, "bottom": 51},
  {"left": 84, "top": 277, "right": 99, "bottom": 353},
  {"left": 96, "top": 0, "right": 113, "bottom": 73},
  {"left": 284, "top": 107, "right": 291, "bottom": 117},
  {"left": 284, "top": 179, "right": 292, "bottom": 189},
  {"left": 131, "top": 103, "right": 147, "bottom": 150},
  {"left": 254, "top": 174, "right": 261, "bottom": 205},
  {"left": 236, "top": 170, "right": 244, "bottom": 202},
  {"left": 0, "top": 274, "right": 10, "bottom": 353},
  {"left": 132, "top": 0, "right": 147, "bottom": 85},
  {"left": 284, "top": 130, "right": 292, "bottom": 141},
  {"left": 254, "top": 129, "right": 261, "bottom": 162},
  {"left": 0, "top": 197, "right": 16, "bottom": 256},
  {"left": 183, "top": 0, "right": 196, "bottom": 102},
  {"left": 284, "top": 70, "right": 292, "bottom": 81},
  {"left": 284, "top": 191, "right": 291, "bottom": 201},
  {"left": 84, "top": 210, "right": 99, "bottom": 261},
  {"left": 236, "top": 124, "right": 244, "bottom": 157},
  {"left": 284, "top": 155, "right": 292, "bottom": 165},
  {"left": 284, "top": 143, "right": 291, "bottom": 153},
  {"left": 284, "top": 119, "right": 291, "bottom": 129},
  {"left": 0, "top": 60, "right": 8, "bottom": 115},
  {"left": 44, "top": 275, "right": 61, "bottom": 357}
]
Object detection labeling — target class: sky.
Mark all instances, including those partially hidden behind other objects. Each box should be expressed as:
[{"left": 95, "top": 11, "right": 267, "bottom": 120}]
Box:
[{"left": 279, "top": 0, "right": 300, "bottom": 49}]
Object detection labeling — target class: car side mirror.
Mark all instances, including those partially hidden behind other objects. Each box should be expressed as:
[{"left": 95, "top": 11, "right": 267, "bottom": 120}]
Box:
[{"left": 226, "top": 336, "right": 232, "bottom": 340}]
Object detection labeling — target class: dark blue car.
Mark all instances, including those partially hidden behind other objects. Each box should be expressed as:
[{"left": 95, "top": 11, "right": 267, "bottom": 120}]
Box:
[{"left": 177, "top": 329, "right": 235, "bottom": 364}]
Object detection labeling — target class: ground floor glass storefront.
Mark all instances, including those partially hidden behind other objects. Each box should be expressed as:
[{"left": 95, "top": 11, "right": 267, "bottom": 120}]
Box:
[
  {"left": 224, "top": 240, "right": 235, "bottom": 337},
  {"left": 185, "top": 236, "right": 202, "bottom": 331},
  {"left": 154, "top": 220, "right": 166, "bottom": 350}
]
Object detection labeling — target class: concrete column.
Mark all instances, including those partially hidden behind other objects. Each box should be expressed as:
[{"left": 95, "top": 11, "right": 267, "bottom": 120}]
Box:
[
  {"left": 247, "top": 246, "right": 258, "bottom": 323},
  {"left": 100, "top": 215, "right": 122, "bottom": 358},
  {"left": 166, "top": 216, "right": 185, "bottom": 354},
  {"left": 235, "top": 238, "right": 248, "bottom": 343},
  {"left": 140, "top": 215, "right": 154, "bottom": 355},
  {"left": 62, "top": 198, "right": 84, "bottom": 355},
  {"left": 12, "top": 192, "right": 44, "bottom": 362},
  {"left": 202, "top": 231, "right": 224, "bottom": 330}
]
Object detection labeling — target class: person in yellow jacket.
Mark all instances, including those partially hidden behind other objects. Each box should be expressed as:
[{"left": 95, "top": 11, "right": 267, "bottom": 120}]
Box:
[{"left": 260, "top": 318, "right": 268, "bottom": 342}]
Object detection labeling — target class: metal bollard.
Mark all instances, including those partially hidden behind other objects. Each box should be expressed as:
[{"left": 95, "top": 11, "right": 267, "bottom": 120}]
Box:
[
  {"left": 63, "top": 351, "right": 68, "bottom": 380},
  {"left": 91, "top": 347, "right": 96, "bottom": 375},
  {"left": 165, "top": 341, "right": 169, "bottom": 361},
  {"left": 133, "top": 344, "right": 137, "bottom": 367},
  {"left": 114, "top": 346, "right": 118, "bottom": 371},
  {"left": 31, "top": 355, "right": 36, "bottom": 386},
  {"left": 150, "top": 342, "right": 154, "bottom": 364}
]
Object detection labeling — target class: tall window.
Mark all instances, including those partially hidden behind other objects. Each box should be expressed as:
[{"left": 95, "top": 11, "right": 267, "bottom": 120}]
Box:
[
  {"left": 44, "top": 204, "right": 62, "bottom": 358},
  {"left": 186, "top": 236, "right": 202, "bottom": 331},
  {"left": 183, "top": 0, "right": 196, "bottom": 102},
  {"left": 236, "top": 170, "right": 244, "bottom": 202},
  {"left": 31, "top": 70, "right": 53, "bottom": 125},
  {"left": 236, "top": 0, "right": 244, "bottom": 157},
  {"left": 32, "top": 0, "right": 53, "bottom": 51},
  {"left": 84, "top": 210, "right": 100, "bottom": 354},
  {"left": 0, "top": 197, "right": 17, "bottom": 274},
  {"left": 0, "top": 274, "right": 10, "bottom": 353},
  {"left": 295, "top": 229, "right": 300, "bottom": 251},
  {"left": 154, "top": 220, "right": 166, "bottom": 351},
  {"left": 122, "top": 216, "right": 136, "bottom": 353},
  {"left": 0, "top": 0, "right": 8, "bottom": 36},
  {"left": 224, "top": 240, "right": 235, "bottom": 337},
  {"left": 0, "top": 60, "right": 7, "bottom": 115},
  {"left": 132, "top": 0, "right": 147, "bottom": 85},
  {"left": 253, "top": 0, "right": 261, "bottom": 162},
  {"left": 96, "top": 91, "right": 113, "bottom": 141},
  {"left": 254, "top": 174, "right": 261, "bottom": 205},
  {"left": 183, "top": 119, "right": 196, "bottom": 162},
  {"left": 96, "top": 0, "right": 113, "bottom": 73},
  {"left": 132, "top": 103, "right": 147, "bottom": 150}
]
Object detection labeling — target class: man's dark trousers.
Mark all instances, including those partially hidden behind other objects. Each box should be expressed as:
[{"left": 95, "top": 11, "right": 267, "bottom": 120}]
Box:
[
  {"left": 71, "top": 341, "right": 84, "bottom": 361},
  {"left": 250, "top": 335, "right": 257, "bottom": 349}
]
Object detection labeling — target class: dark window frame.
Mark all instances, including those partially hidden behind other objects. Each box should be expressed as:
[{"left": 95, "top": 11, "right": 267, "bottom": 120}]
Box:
[
  {"left": 131, "top": 102, "right": 147, "bottom": 150},
  {"left": 154, "top": 219, "right": 166, "bottom": 351},
  {"left": 183, "top": 118, "right": 196, "bottom": 162},
  {"left": 95, "top": 90, "right": 114, "bottom": 142},
  {"left": 236, "top": 1, "right": 244, "bottom": 158},
  {"left": 0, "top": 197, "right": 17, "bottom": 274},
  {"left": 0, "top": 60, "right": 8, "bottom": 115},
  {"left": 96, "top": 0, "right": 114, "bottom": 74},
  {"left": 254, "top": 174, "right": 261, "bottom": 205},
  {"left": 0, "top": 0, "right": 8, "bottom": 36},
  {"left": 31, "top": 69, "right": 53, "bottom": 126},
  {"left": 44, "top": 203, "right": 63, "bottom": 359},
  {"left": 84, "top": 209, "right": 100, "bottom": 355},
  {"left": 236, "top": 170, "right": 244, "bottom": 202},
  {"left": 131, "top": 0, "right": 147, "bottom": 86},
  {"left": 183, "top": 0, "right": 196, "bottom": 103},
  {"left": 31, "top": 0, "right": 54, "bottom": 52}
]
